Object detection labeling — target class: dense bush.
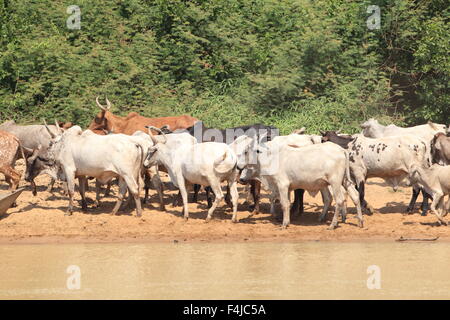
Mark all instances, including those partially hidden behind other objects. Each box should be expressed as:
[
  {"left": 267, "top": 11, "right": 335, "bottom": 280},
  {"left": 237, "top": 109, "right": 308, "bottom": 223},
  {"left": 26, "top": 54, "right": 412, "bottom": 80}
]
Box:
[{"left": 0, "top": 0, "right": 448, "bottom": 134}]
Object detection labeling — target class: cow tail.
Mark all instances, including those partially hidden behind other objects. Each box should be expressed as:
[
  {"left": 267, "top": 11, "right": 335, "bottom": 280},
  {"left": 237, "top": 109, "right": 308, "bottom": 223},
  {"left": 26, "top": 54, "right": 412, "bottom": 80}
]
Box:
[
  {"left": 135, "top": 144, "right": 144, "bottom": 190},
  {"left": 344, "top": 150, "right": 351, "bottom": 185},
  {"left": 214, "top": 150, "right": 233, "bottom": 174}
]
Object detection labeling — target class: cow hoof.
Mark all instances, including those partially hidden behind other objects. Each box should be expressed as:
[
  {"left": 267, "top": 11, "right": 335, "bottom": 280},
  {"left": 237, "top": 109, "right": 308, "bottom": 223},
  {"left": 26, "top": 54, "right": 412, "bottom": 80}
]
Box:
[
  {"left": 358, "top": 221, "right": 364, "bottom": 228},
  {"left": 183, "top": 216, "right": 188, "bottom": 221},
  {"left": 231, "top": 218, "right": 238, "bottom": 223},
  {"left": 421, "top": 212, "right": 428, "bottom": 217},
  {"left": 328, "top": 225, "right": 337, "bottom": 230}
]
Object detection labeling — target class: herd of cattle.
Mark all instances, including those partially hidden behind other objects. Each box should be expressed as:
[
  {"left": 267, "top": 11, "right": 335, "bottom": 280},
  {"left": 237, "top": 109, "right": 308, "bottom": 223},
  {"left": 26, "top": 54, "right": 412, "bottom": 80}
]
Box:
[{"left": 0, "top": 97, "right": 449, "bottom": 229}]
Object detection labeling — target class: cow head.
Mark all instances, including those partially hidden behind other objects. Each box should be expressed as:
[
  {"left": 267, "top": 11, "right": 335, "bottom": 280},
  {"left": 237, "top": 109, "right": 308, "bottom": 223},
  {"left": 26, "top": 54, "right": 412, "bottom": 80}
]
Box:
[
  {"left": 239, "top": 164, "right": 260, "bottom": 184},
  {"left": 430, "top": 132, "right": 447, "bottom": 164},
  {"left": 88, "top": 97, "right": 113, "bottom": 135},
  {"left": 229, "top": 135, "right": 257, "bottom": 171},
  {"left": 291, "top": 127, "right": 306, "bottom": 135},
  {"left": 25, "top": 145, "right": 58, "bottom": 183},
  {"left": 360, "top": 118, "right": 385, "bottom": 138},
  {"left": 426, "top": 121, "right": 447, "bottom": 135},
  {"left": 320, "top": 130, "right": 339, "bottom": 143},
  {"left": 143, "top": 125, "right": 167, "bottom": 168}
]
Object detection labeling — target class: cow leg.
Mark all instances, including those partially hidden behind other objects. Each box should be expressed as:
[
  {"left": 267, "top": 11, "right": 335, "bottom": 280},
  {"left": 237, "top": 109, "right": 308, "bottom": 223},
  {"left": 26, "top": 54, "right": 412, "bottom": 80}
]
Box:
[
  {"left": 340, "top": 186, "right": 348, "bottom": 223},
  {"left": 224, "top": 184, "right": 232, "bottom": 209},
  {"left": 290, "top": 189, "right": 304, "bottom": 217},
  {"left": 318, "top": 188, "right": 332, "bottom": 223},
  {"left": 357, "top": 181, "right": 373, "bottom": 215},
  {"left": 229, "top": 179, "right": 239, "bottom": 223},
  {"left": 345, "top": 182, "right": 364, "bottom": 228},
  {"left": 46, "top": 178, "right": 55, "bottom": 193},
  {"left": 192, "top": 184, "right": 201, "bottom": 203},
  {"left": 205, "top": 182, "right": 224, "bottom": 222},
  {"left": 177, "top": 178, "right": 189, "bottom": 220},
  {"left": 443, "top": 198, "right": 450, "bottom": 217},
  {"left": 328, "top": 184, "right": 345, "bottom": 230},
  {"left": 120, "top": 173, "right": 141, "bottom": 217},
  {"left": 249, "top": 180, "right": 261, "bottom": 214},
  {"left": 1, "top": 166, "right": 20, "bottom": 207},
  {"left": 173, "top": 191, "right": 183, "bottom": 207},
  {"left": 406, "top": 186, "right": 420, "bottom": 214},
  {"left": 65, "top": 173, "right": 76, "bottom": 215},
  {"left": 420, "top": 188, "right": 432, "bottom": 216},
  {"left": 0, "top": 166, "right": 20, "bottom": 191},
  {"left": 94, "top": 180, "right": 102, "bottom": 207},
  {"left": 205, "top": 186, "right": 213, "bottom": 208},
  {"left": 31, "top": 179, "right": 37, "bottom": 196},
  {"left": 104, "top": 180, "right": 113, "bottom": 197},
  {"left": 78, "top": 176, "right": 88, "bottom": 212},
  {"left": 111, "top": 178, "right": 128, "bottom": 216},
  {"left": 149, "top": 169, "right": 165, "bottom": 211},
  {"left": 430, "top": 193, "right": 447, "bottom": 225},
  {"left": 278, "top": 184, "right": 290, "bottom": 228}
]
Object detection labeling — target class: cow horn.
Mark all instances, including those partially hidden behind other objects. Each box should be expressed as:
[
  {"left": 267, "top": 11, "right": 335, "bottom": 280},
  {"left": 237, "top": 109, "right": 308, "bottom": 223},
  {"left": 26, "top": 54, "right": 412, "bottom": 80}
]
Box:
[
  {"left": 43, "top": 119, "right": 56, "bottom": 139},
  {"left": 320, "top": 130, "right": 325, "bottom": 136},
  {"left": 146, "top": 125, "right": 166, "bottom": 144},
  {"left": 427, "top": 121, "right": 438, "bottom": 130},
  {"left": 54, "top": 119, "right": 62, "bottom": 134},
  {"left": 336, "top": 129, "right": 342, "bottom": 134},
  {"left": 105, "top": 97, "right": 112, "bottom": 110},
  {"left": 96, "top": 96, "right": 108, "bottom": 111}
]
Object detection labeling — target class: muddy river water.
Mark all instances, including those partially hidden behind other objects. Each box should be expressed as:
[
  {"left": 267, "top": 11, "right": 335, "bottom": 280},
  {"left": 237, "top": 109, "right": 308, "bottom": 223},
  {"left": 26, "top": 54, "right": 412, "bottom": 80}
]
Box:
[{"left": 0, "top": 241, "right": 449, "bottom": 299}]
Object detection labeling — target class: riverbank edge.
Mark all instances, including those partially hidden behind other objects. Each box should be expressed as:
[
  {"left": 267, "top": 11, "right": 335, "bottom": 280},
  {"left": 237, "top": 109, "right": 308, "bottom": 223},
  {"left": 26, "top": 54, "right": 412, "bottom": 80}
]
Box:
[{"left": 1, "top": 234, "right": 448, "bottom": 245}]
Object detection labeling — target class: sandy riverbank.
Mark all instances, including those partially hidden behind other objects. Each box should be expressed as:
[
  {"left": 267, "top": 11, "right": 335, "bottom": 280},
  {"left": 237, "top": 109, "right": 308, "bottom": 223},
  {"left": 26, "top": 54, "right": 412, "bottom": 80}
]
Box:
[{"left": 0, "top": 162, "right": 449, "bottom": 244}]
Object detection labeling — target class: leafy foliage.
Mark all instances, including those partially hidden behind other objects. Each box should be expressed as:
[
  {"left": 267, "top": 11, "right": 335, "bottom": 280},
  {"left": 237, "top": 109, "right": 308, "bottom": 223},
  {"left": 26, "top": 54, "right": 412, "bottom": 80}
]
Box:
[{"left": 0, "top": 0, "right": 448, "bottom": 134}]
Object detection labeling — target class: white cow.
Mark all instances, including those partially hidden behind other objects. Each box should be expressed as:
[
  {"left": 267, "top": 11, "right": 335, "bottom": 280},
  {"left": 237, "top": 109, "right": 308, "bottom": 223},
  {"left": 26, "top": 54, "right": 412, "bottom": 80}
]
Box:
[
  {"left": 361, "top": 119, "right": 446, "bottom": 142},
  {"left": 348, "top": 134, "right": 430, "bottom": 213},
  {"left": 360, "top": 119, "right": 447, "bottom": 215},
  {"left": 29, "top": 126, "right": 148, "bottom": 216},
  {"left": 146, "top": 131, "right": 197, "bottom": 209},
  {"left": 239, "top": 141, "right": 363, "bottom": 229},
  {"left": 410, "top": 164, "right": 450, "bottom": 225},
  {"left": 144, "top": 126, "right": 239, "bottom": 222}
]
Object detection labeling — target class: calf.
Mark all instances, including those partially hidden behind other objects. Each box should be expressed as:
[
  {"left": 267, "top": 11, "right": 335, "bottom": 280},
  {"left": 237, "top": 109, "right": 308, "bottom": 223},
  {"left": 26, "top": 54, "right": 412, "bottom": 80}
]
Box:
[
  {"left": 410, "top": 164, "right": 450, "bottom": 225},
  {"left": 431, "top": 132, "right": 450, "bottom": 165},
  {"left": 0, "top": 130, "right": 26, "bottom": 192}
]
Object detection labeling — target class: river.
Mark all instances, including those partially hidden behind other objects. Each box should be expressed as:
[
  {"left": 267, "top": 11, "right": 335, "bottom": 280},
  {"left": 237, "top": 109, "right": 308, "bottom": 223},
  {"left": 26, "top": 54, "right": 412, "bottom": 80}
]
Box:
[{"left": 0, "top": 241, "right": 449, "bottom": 299}]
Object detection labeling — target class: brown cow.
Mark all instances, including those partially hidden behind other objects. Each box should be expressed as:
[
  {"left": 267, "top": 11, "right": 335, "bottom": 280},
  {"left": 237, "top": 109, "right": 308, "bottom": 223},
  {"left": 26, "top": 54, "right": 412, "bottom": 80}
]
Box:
[
  {"left": 431, "top": 132, "right": 450, "bottom": 165},
  {"left": 88, "top": 97, "right": 199, "bottom": 135},
  {"left": 0, "top": 130, "right": 26, "bottom": 192}
]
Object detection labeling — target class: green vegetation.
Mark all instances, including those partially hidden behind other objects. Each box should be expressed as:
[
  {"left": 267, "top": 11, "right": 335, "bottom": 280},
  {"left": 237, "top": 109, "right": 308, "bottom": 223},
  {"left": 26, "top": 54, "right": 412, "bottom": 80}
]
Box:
[{"left": 0, "top": 0, "right": 448, "bottom": 134}]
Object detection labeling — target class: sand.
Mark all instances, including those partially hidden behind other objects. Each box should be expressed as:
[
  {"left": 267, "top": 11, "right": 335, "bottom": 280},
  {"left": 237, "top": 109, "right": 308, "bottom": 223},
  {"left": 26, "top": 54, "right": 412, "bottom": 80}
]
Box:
[{"left": 0, "top": 162, "right": 448, "bottom": 244}]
